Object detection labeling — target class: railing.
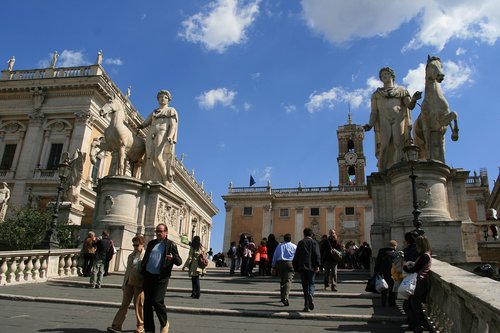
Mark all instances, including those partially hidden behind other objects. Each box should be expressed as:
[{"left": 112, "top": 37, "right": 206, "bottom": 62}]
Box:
[
  {"left": 228, "top": 185, "right": 367, "bottom": 194},
  {"left": 2, "top": 66, "right": 98, "bottom": 80},
  {"left": 0, "top": 249, "right": 82, "bottom": 286},
  {"left": 427, "top": 258, "right": 500, "bottom": 332}
]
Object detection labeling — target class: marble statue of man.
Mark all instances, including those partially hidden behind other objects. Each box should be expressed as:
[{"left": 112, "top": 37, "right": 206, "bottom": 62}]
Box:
[
  {"left": 138, "top": 90, "right": 178, "bottom": 185},
  {"left": 364, "top": 67, "right": 421, "bottom": 171},
  {"left": 96, "top": 50, "right": 103, "bottom": 65},
  {"left": 63, "top": 149, "right": 85, "bottom": 205},
  {"left": 50, "top": 51, "right": 59, "bottom": 68},
  {"left": 7, "top": 56, "right": 15, "bottom": 71},
  {"left": 0, "top": 182, "right": 11, "bottom": 222}
]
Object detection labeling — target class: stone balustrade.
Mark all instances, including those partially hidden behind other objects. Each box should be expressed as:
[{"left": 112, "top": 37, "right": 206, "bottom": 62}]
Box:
[
  {"left": 0, "top": 249, "right": 82, "bottom": 286},
  {"left": 427, "top": 258, "right": 500, "bottom": 333}
]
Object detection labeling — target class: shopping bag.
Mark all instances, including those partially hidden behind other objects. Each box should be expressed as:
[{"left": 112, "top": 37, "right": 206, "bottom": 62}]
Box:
[
  {"left": 375, "top": 275, "right": 389, "bottom": 292},
  {"left": 397, "top": 272, "right": 417, "bottom": 299}
]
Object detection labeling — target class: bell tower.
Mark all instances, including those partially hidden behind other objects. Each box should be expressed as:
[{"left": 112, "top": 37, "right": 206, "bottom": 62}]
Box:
[{"left": 336, "top": 111, "right": 366, "bottom": 185}]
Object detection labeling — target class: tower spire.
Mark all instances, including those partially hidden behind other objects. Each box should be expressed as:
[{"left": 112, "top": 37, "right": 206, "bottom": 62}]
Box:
[{"left": 347, "top": 104, "right": 352, "bottom": 125}]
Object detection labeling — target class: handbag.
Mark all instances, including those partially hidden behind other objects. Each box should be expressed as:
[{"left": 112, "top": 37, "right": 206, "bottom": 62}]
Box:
[
  {"left": 375, "top": 275, "right": 389, "bottom": 292},
  {"left": 397, "top": 272, "right": 417, "bottom": 299},
  {"left": 198, "top": 252, "right": 209, "bottom": 268},
  {"left": 329, "top": 241, "right": 342, "bottom": 262}
]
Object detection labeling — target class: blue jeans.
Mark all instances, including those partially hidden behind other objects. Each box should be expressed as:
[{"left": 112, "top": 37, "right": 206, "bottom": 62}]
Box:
[{"left": 299, "top": 270, "right": 316, "bottom": 307}]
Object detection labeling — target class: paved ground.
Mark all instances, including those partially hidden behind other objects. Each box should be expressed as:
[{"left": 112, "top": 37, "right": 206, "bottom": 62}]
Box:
[{"left": 0, "top": 267, "right": 415, "bottom": 333}]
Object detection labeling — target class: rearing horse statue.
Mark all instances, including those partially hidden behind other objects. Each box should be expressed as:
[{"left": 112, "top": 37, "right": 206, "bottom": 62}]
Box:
[
  {"left": 91, "top": 96, "right": 145, "bottom": 177},
  {"left": 414, "top": 55, "right": 459, "bottom": 163}
]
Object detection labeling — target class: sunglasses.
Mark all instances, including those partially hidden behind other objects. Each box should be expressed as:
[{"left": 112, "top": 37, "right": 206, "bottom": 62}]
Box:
[{"left": 133, "top": 244, "right": 140, "bottom": 247}]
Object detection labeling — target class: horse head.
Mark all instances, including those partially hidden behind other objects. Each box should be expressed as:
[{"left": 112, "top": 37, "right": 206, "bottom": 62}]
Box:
[
  {"left": 100, "top": 95, "right": 123, "bottom": 118},
  {"left": 426, "top": 55, "right": 445, "bottom": 83}
]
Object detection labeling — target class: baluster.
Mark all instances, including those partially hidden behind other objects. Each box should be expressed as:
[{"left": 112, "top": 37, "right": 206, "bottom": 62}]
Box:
[
  {"left": 0, "top": 258, "right": 7, "bottom": 285},
  {"left": 64, "top": 255, "right": 72, "bottom": 276},
  {"left": 58, "top": 255, "right": 65, "bottom": 276},
  {"left": 8, "top": 257, "right": 18, "bottom": 283},
  {"left": 17, "top": 257, "right": 26, "bottom": 282},
  {"left": 40, "top": 256, "right": 48, "bottom": 279},
  {"left": 70, "top": 254, "right": 78, "bottom": 276},
  {"left": 24, "top": 256, "right": 34, "bottom": 281},
  {"left": 32, "top": 256, "right": 41, "bottom": 280}
]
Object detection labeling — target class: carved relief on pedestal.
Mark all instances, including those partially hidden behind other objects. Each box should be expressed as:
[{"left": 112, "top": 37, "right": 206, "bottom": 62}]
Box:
[
  {"left": 417, "top": 182, "right": 431, "bottom": 208},
  {"left": 311, "top": 218, "right": 320, "bottom": 236},
  {"left": 104, "top": 195, "right": 114, "bottom": 214}
]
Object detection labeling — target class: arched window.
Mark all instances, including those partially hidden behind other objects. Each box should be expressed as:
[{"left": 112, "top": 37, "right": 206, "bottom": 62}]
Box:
[
  {"left": 348, "top": 166, "right": 356, "bottom": 184},
  {"left": 347, "top": 139, "right": 355, "bottom": 152}
]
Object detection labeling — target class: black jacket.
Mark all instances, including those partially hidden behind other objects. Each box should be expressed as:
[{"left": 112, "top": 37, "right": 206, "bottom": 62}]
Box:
[
  {"left": 320, "top": 237, "right": 341, "bottom": 263},
  {"left": 374, "top": 247, "right": 396, "bottom": 279},
  {"left": 293, "top": 236, "right": 321, "bottom": 272},
  {"left": 142, "top": 238, "right": 182, "bottom": 278}
]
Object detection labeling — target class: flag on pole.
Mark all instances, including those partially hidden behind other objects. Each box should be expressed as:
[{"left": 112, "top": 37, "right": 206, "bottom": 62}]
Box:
[{"left": 249, "top": 175, "right": 256, "bottom": 187}]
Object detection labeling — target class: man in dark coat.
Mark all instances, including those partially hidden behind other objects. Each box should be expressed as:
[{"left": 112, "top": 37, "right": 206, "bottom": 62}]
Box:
[
  {"left": 374, "top": 240, "right": 398, "bottom": 306},
  {"left": 293, "top": 228, "right": 321, "bottom": 312},
  {"left": 141, "top": 223, "right": 182, "bottom": 333},
  {"left": 90, "top": 230, "right": 113, "bottom": 288}
]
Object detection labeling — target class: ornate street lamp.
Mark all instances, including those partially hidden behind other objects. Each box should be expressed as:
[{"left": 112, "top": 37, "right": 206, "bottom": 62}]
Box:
[
  {"left": 403, "top": 140, "right": 424, "bottom": 235},
  {"left": 40, "top": 158, "right": 71, "bottom": 249},
  {"left": 191, "top": 218, "right": 198, "bottom": 240}
]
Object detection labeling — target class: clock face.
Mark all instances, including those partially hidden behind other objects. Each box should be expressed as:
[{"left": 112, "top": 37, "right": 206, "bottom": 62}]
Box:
[{"left": 345, "top": 152, "right": 357, "bottom": 165}]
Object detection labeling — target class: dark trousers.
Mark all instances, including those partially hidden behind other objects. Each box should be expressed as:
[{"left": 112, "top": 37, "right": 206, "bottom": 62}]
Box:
[
  {"left": 323, "top": 260, "right": 338, "bottom": 287},
  {"left": 277, "top": 260, "right": 294, "bottom": 301},
  {"left": 241, "top": 257, "right": 250, "bottom": 276},
  {"left": 403, "top": 279, "right": 429, "bottom": 330},
  {"left": 381, "top": 276, "right": 396, "bottom": 306},
  {"left": 191, "top": 276, "right": 200, "bottom": 296},
  {"left": 82, "top": 253, "right": 94, "bottom": 277},
  {"left": 143, "top": 272, "right": 169, "bottom": 332},
  {"left": 299, "top": 270, "right": 316, "bottom": 307}
]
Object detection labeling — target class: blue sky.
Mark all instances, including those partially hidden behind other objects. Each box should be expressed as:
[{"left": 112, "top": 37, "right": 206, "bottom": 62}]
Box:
[{"left": 2, "top": 0, "right": 500, "bottom": 252}]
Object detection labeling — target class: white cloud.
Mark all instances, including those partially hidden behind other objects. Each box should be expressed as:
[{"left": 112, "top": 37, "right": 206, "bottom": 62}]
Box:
[
  {"left": 403, "top": 63, "right": 426, "bottom": 94},
  {"left": 259, "top": 166, "right": 272, "bottom": 182},
  {"left": 301, "top": 0, "right": 500, "bottom": 51},
  {"left": 456, "top": 47, "right": 466, "bottom": 56},
  {"left": 243, "top": 102, "right": 252, "bottom": 110},
  {"left": 305, "top": 83, "right": 372, "bottom": 114},
  {"left": 197, "top": 88, "right": 237, "bottom": 109},
  {"left": 179, "top": 0, "right": 261, "bottom": 53},
  {"left": 59, "top": 50, "right": 87, "bottom": 67},
  {"left": 251, "top": 72, "right": 261, "bottom": 79},
  {"left": 284, "top": 104, "right": 296, "bottom": 113},
  {"left": 104, "top": 58, "right": 123, "bottom": 66}
]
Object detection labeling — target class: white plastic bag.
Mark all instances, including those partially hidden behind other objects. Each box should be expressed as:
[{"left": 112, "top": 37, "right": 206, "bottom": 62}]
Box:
[
  {"left": 398, "top": 272, "right": 417, "bottom": 299},
  {"left": 375, "top": 275, "right": 389, "bottom": 292}
]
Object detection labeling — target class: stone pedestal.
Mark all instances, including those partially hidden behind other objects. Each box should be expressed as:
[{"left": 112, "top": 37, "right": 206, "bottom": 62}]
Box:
[
  {"left": 368, "top": 160, "right": 480, "bottom": 263},
  {"left": 92, "top": 176, "right": 190, "bottom": 270},
  {"left": 57, "top": 202, "right": 85, "bottom": 225}
]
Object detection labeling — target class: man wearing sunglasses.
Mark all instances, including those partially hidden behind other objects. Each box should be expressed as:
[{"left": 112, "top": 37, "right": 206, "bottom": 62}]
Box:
[{"left": 141, "top": 223, "right": 182, "bottom": 333}]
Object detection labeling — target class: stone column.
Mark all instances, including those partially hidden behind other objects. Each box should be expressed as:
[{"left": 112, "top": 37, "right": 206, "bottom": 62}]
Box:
[
  {"left": 222, "top": 204, "right": 233, "bottom": 253},
  {"left": 295, "top": 207, "right": 304, "bottom": 243},
  {"left": 326, "top": 207, "right": 335, "bottom": 232},
  {"left": 262, "top": 202, "right": 272, "bottom": 239}
]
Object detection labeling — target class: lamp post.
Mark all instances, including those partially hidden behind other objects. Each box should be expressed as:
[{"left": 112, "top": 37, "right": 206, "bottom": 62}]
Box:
[
  {"left": 191, "top": 218, "right": 198, "bottom": 240},
  {"left": 40, "top": 159, "right": 71, "bottom": 249},
  {"left": 403, "top": 140, "right": 424, "bottom": 236}
]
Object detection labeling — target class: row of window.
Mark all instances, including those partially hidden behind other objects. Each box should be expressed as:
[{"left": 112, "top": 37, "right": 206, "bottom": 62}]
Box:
[
  {"left": 1, "top": 142, "right": 102, "bottom": 183},
  {"left": 242, "top": 206, "right": 356, "bottom": 217}
]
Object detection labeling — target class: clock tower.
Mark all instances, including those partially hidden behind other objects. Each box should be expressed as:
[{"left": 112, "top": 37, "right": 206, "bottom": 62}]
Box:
[{"left": 336, "top": 112, "right": 366, "bottom": 185}]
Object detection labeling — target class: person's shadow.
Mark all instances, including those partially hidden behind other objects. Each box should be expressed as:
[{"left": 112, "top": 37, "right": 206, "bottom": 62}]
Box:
[{"left": 40, "top": 329, "right": 135, "bottom": 333}]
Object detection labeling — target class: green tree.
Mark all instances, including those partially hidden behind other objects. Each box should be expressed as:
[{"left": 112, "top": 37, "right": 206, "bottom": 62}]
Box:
[{"left": 0, "top": 207, "right": 79, "bottom": 250}]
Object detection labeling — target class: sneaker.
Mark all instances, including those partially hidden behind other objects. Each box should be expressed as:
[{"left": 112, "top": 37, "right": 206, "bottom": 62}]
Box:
[
  {"left": 331, "top": 286, "right": 338, "bottom": 292},
  {"left": 324, "top": 286, "right": 329, "bottom": 291},
  {"left": 160, "top": 320, "right": 170, "bottom": 333},
  {"left": 282, "top": 299, "right": 289, "bottom": 306},
  {"left": 302, "top": 307, "right": 310, "bottom": 312}
]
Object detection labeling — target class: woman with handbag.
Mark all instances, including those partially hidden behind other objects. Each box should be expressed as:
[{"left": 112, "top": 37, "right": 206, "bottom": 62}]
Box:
[
  {"left": 403, "top": 235, "right": 432, "bottom": 333},
  {"left": 374, "top": 240, "right": 398, "bottom": 306},
  {"left": 182, "top": 236, "right": 206, "bottom": 299}
]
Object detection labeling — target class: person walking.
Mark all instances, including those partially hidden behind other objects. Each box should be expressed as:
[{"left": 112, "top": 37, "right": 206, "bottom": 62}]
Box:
[
  {"left": 320, "top": 229, "right": 342, "bottom": 291},
  {"left": 403, "top": 236, "right": 432, "bottom": 333},
  {"left": 293, "top": 228, "right": 321, "bottom": 312},
  {"left": 374, "top": 240, "right": 398, "bottom": 307},
  {"left": 82, "top": 231, "right": 96, "bottom": 277},
  {"left": 271, "top": 233, "right": 296, "bottom": 306},
  {"left": 107, "top": 236, "right": 146, "bottom": 333},
  {"left": 182, "top": 236, "right": 206, "bottom": 299},
  {"left": 227, "top": 241, "right": 237, "bottom": 275},
  {"left": 141, "top": 223, "right": 182, "bottom": 333},
  {"left": 89, "top": 230, "right": 113, "bottom": 288}
]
